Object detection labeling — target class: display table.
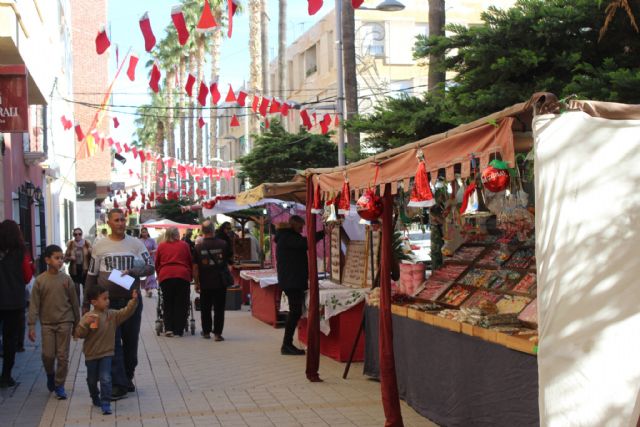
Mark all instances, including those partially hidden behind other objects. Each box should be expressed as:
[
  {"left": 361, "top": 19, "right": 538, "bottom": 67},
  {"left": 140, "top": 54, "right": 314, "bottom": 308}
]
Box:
[
  {"left": 241, "top": 269, "right": 281, "bottom": 327},
  {"left": 290, "top": 282, "right": 369, "bottom": 362},
  {"left": 232, "top": 263, "right": 262, "bottom": 305},
  {"left": 364, "top": 305, "right": 539, "bottom": 427}
]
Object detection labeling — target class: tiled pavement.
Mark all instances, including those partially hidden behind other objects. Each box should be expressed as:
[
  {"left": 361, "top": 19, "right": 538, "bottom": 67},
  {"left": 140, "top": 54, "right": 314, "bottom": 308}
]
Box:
[{"left": 0, "top": 296, "right": 435, "bottom": 426}]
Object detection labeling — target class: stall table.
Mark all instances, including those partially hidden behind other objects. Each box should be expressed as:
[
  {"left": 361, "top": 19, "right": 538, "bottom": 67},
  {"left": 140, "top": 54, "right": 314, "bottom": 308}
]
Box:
[
  {"left": 232, "top": 263, "right": 262, "bottom": 305},
  {"left": 241, "top": 269, "right": 282, "bottom": 327},
  {"left": 364, "top": 305, "right": 539, "bottom": 427},
  {"left": 287, "top": 281, "right": 369, "bottom": 362}
]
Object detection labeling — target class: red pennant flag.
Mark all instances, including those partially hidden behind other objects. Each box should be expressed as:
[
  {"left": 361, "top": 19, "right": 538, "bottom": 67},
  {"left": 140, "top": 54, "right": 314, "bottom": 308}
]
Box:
[
  {"left": 74, "top": 124, "right": 85, "bottom": 141},
  {"left": 185, "top": 74, "right": 196, "bottom": 97},
  {"left": 140, "top": 151, "right": 146, "bottom": 162},
  {"left": 334, "top": 113, "right": 340, "bottom": 127},
  {"left": 127, "top": 53, "right": 138, "bottom": 81},
  {"left": 251, "top": 96, "right": 260, "bottom": 113},
  {"left": 210, "top": 82, "right": 221, "bottom": 104},
  {"left": 149, "top": 63, "right": 161, "bottom": 93},
  {"left": 237, "top": 91, "right": 248, "bottom": 107},
  {"left": 171, "top": 5, "right": 190, "bottom": 46},
  {"left": 308, "top": 0, "right": 323, "bottom": 15},
  {"left": 95, "top": 27, "right": 110, "bottom": 55},
  {"left": 225, "top": 85, "right": 236, "bottom": 103},
  {"left": 107, "top": 137, "right": 114, "bottom": 147},
  {"left": 128, "top": 169, "right": 134, "bottom": 177},
  {"left": 269, "top": 99, "right": 281, "bottom": 114},
  {"left": 280, "top": 102, "right": 290, "bottom": 117},
  {"left": 124, "top": 143, "right": 130, "bottom": 153},
  {"left": 115, "top": 142, "right": 122, "bottom": 153},
  {"left": 259, "top": 97, "right": 270, "bottom": 117},
  {"left": 61, "top": 115, "right": 73, "bottom": 130},
  {"left": 228, "top": 0, "right": 239, "bottom": 38},
  {"left": 139, "top": 12, "right": 156, "bottom": 52},
  {"left": 132, "top": 147, "right": 138, "bottom": 159},
  {"left": 113, "top": 117, "right": 120, "bottom": 128},
  {"left": 352, "top": 0, "right": 365, "bottom": 8},
  {"left": 197, "top": 81, "right": 209, "bottom": 106},
  {"left": 320, "top": 113, "right": 331, "bottom": 134},
  {"left": 197, "top": 0, "right": 218, "bottom": 33},
  {"left": 230, "top": 114, "right": 240, "bottom": 127},
  {"left": 198, "top": 116, "right": 206, "bottom": 128},
  {"left": 300, "top": 109, "right": 312, "bottom": 130}
]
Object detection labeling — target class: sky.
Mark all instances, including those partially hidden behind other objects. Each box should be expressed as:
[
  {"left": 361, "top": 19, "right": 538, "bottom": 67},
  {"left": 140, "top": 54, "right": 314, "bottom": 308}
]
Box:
[{"left": 106, "top": 0, "right": 327, "bottom": 148}]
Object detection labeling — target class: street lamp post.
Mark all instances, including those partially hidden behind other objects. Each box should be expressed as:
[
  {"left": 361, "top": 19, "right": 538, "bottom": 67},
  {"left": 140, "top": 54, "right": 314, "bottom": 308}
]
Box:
[{"left": 335, "top": 0, "right": 405, "bottom": 167}]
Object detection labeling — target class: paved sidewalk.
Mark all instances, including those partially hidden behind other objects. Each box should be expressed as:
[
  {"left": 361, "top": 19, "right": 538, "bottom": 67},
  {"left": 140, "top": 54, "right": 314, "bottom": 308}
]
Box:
[{"left": 0, "top": 296, "right": 435, "bottom": 426}]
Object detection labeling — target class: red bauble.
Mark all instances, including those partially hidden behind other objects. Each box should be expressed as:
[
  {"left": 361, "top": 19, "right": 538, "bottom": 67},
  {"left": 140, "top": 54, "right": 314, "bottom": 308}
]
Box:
[
  {"left": 481, "top": 166, "right": 510, "bottom": 192},
  {"left": 356, "top": 188, "right": 383, "bottom": 221}
]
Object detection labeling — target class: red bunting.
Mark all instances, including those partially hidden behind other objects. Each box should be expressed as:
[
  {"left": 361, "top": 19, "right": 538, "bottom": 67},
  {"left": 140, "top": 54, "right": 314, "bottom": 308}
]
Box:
[
  {"left": 237, "top": 91, "right": 247, "bottom": 107},
  {"left": 320, "top": 113, "right": 331, "bottom": 134},
  {"left": 140, "top": 151, "right": 146, "bottom": 162},
  {"left": 171, "top": 5, "right": 190, "bottom": 45},
  {"left": 300, "top": 109, "right": 312, "bottom": 130},
  {"left": 197, "top": 0, "right": 218, "bottom": 33},
  {"left": 113, "top": 117, "right": 119, "bottom": 128},
  {"left": 352, "top": 0, "right": 365, "bottom": 8},
  {"left": 251, "top": 96, "right": 259, "bottom": 113},
  {"left": 107, "top": 137, "right": 114, "bottom": 147},
  {"left": 280, "top": 102, "right": 290, "bottom": 117},
  {"left": 198, "top": 116, "right": 206, "bottom": 128},
  {"left": 149, "top": 63, "right": 161, "bottom": 93},
  {"left": 185, "top": 74, "right": 196, "bottom": 97},
  {"left": 259, "top": 97, "right": 270, "bottom": 117},
  {"left": 127, "top": 54, "right": 138, "bottom": 81},
  {"left": 115, "top": 142, "right": 122, "bottom": 153},
  {"left": 230, "top": 115, "right": 240, "bottom": 127},
  {"left": 197, "top": 81, "right": 209, "bottom": 106},
  {"left": 210, "top": 82, "right": 221, "bottom": 104},
  {"left": 61, "top": 115, "right": 73, "bottom": 130},
  {"left": 269, "top": 99, "right": 281, "bottom": 114},
  {"left": 308, "top": 0, "right": 323, "bottom": 15},
  {"left": 139, "top": 12, "right": 156, "bottom": 52},
  {"left": 334, "top": 113, "right": 340, "bottom": 127},
  {"left": 124, "top": 143, "right": 130, "bottom": 153},
  {"left": 225, "top": 85, "right": 236, "bottom": 103},
  {"left": 75, "top": 124, "right": 85, "bottom": 141},
  {"left": 132, "top": 147, "right": 138, "bottom": 159},
  {"left": 95, "top": 27, "right": 110, "bottom": 55}
]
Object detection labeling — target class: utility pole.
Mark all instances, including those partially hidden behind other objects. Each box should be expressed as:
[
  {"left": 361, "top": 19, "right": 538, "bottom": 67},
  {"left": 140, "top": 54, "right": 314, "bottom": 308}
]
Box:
[{"left": 335, "top": 0, "right": 346, "bottom": 166}]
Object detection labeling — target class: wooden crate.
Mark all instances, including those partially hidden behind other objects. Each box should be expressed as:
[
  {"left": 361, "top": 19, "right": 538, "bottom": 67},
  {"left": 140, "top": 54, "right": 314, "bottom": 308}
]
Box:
[
  {"left": 407, "top": 308, "right": 437, "bottom": 325},
  {"left": 461, "top": 322, "right": 474, "bottom": 336},
  {"left": 433, "top": 316, "right": 462, "bottom": 333},
  {"left": 496, "top": 332, "right": 537, "bottom": 355},
  {"left": 472, "top": 325, "right": 498, "bottom": 343},
  {"left": 391, "top": 304, "right": 408, "bottom": 317}
]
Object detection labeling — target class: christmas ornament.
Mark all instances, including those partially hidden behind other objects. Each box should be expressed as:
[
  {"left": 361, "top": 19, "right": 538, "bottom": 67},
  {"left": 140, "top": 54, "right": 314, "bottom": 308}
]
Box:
[
  {"left": 230, "top": 115, "right": 240, "bottom": 127},
  {"left": 210, "top": 82, "right": 221, "bottom": 104},
  {"left": 237, "top": 90, "right": 247, "bottom": 107},
  {"left": 196, "top": 0, "right": 218, "bottom": 33},
  {"left": 408, "top": 157, "right": 435, "bottom": 207},
  {"left": 139, "top": 12, "right": 156, "bottom": 52},
  {"left": 300, "top": 109, "right": 312, "bottom": 130},
  {"left": 113, "top": 117, "right": 119, "bottom": 128},
  {"left": 198, "top": 117, "right": 205, "bottom": 128},
  {"left": 171, "top": 5, "right": 190, "bottom": 45},
  {"left": 95, "top": 27, "right": 110, "bottom": 55},
  {"left": 308, "top": 0, "right": 323, "bottom": 15},
  {"left": 352, "top": 0, "right": 365, "bottom": 8},
  {"left": 149, "top": 63, "right": 161, "bottom": 93},
  {"left": 74, "top": 123, "right": 84, "bottom": 141},
  {"left": 126, "top": 54, "right": 138, "bottom": 81},
  {"left": 185, "top": 74, "right": 196, "bottom": 97},
  {"left": 280, "top": 102, "right": 290, "bottom": 117},
  {"left": 481, "top": 164, "right": 510, "bottom": 192},
  {"left": 225, "top": 84, "right": 236, "bottom": 103},
  {"left": 338, "top": 178, "right": 351, "bottom": 215},
  {"left": 259, "top": 97, "right": 270, "bottom": 117},
  {"left": 311, "top": 181, "right": 323, "bottom": 214},
  {"left": 60, "top": 115, "right": 73, "bottom": 130},
  {"left": 269, "top": 99, "right": 281, "bottom": 114},
  {"left": 197, "top": 81, "right": 209, "bottom": 106},
  {"left": 227, "top": 0, "right": 239, "bottom": 38},
  {"left": 356, "top": 188, "right": 383, "bottom": 221}
]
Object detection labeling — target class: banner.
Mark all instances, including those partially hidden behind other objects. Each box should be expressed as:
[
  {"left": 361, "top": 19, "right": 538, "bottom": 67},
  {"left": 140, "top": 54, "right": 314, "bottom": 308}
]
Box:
[{"left": 0, "top": 65, "right": 29, "bottom": 133}]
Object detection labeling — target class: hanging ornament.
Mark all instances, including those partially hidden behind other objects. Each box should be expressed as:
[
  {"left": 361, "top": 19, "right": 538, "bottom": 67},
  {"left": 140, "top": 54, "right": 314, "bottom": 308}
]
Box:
[
  {"left": 95, "top": 27, "right": 110, "bottom": 55},
  {"left": 126, "top": 53, "right": 138, "bottom": 81},
  {"left": 60, "top": 115, "right": 73, "bottom": 130},
  {"left": 311, "top": 181, "right": 323, "bottom": 214},
  {"left": 320, "top": 113, "right": 331, "bottom": 135},
  {"left": 149, "top": 63, "right": 161, "bottom": 93},
  {"left": 139, "top": 12, "right": 156, "bottom": 52},
  {"left": 352, "top": 0, "right": 365, "bottom": 8},
  {"left": 308, "top": 0, "right": 323, "bottom": 15},
  {"left": 300, "top": 109, "right": 312, "bottom": 130},
  {"left": 210, "top": 82, "right": 221, "bottom": 104},
  {"left": 481, "top": 160, "right": 510, "bottom": 192},
  {"left": 235, "top": 90, "right": 247, "bottom": 107},
  {"left": 356, "top": 188, "right": 383, "bottom": 221},
  {"left": 230, "top": 115, "right": 240, "bottom": 127},
  {"left": 185, "top": 74, "right": 196, "bottom": 97},
  {"left": 197, "top": 0, "right": 218, "bottom": 33},
  {"left": 259, "top": 97, "right": 270, "bottom": 117},
  {"left": 197, "top": 81, "right": 209, "bottom": 106},
  {"left": 198, "top": 116, "right": 206, "bottom": 128},
  {"left": 408, "top": 154, "right": 435, "bottom": 207},
  {"left": 269, "top": 99, "right": 281, "bottom": 114},
  {"left": 171, "top": 5, "right": 190, "bottom": 45},
  {"left": 280, "top": 102, "right": 290, "bottom": 117},
  {"left": 227, "top": 0, "right": 239, "bottom": 38},
  {"left": 225, "top": 84, "right": 236, "bottom": 103},
  {"left": 338, "top": 178, "right": 351, "bottom": 215},
  {"left": 74, "top": 123, "right": 84, "bottom": 142}
]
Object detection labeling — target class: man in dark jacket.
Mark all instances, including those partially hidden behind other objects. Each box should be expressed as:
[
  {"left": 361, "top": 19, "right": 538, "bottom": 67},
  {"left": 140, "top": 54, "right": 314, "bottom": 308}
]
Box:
[{"left": 275, "top": 215, "right": 323, "bottom": 355}]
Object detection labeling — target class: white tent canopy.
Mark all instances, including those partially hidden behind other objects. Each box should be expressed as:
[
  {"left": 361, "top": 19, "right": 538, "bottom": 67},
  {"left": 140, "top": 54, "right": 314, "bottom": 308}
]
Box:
[
  {"left": 141, "top": 219, "right": 200, "bottom": 229},
  {"left": 201, "top": 198, "right": 305, "bottom": 217}
]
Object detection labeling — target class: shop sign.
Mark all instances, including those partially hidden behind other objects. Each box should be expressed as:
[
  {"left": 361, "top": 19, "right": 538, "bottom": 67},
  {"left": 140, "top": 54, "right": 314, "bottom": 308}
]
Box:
[{"left": 0, "top": 65, "right": 29, "bottom": 133}]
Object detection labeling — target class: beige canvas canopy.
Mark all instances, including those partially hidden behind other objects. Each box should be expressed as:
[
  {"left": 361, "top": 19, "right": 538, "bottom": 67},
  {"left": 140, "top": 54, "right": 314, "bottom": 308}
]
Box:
[{"left": 235, "top": 175, "right": 307, "bottom": 205}]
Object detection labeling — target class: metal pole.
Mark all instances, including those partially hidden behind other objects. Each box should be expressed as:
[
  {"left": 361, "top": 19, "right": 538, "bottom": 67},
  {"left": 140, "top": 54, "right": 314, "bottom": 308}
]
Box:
[{"left": 335, "top": 0, "right": 346, "bottom": 166}]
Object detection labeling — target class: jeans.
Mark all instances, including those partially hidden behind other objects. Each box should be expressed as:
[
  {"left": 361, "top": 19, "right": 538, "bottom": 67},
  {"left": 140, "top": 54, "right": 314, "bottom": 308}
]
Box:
[
  {"left": 282, "top": 289, "right": 305, "bottom": 346},
  {"left": 200, "top": 288, "right": 227, "bottom": 335},
  {"left": 86, "top": 356, "right": 112, "bottom": 405},
  {"left": 110, "top": 295, "right": 142, "bottom": 389},
  {"left": 160, "top": 279, "right": 190, "bottom": 335},
  {"left": 0, "top": 309, "right": 21, "bottom": 380}
]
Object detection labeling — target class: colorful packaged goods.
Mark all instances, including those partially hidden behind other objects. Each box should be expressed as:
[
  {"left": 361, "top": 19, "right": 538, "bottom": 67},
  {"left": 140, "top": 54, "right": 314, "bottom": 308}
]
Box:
[
  {"left": 512, "top": 273, "right": 537, "bottom": 294},
  {"left": 518, "top": 298, "right": 538, "bottom": 326},
  {"left": 461, "top": 290, "right": 503, "bottom": 310},
  {"left": 417, "top": 282, "right": 450, "bottom": 302},
  {"left": 439, "top": 285, "right": 473, "bottom": 307},
  {"left": 446, "top": 246, "right": 485, "bottom": 263},
  {"left": 496, "top": 295, "right": 532, "bottom": 314}
]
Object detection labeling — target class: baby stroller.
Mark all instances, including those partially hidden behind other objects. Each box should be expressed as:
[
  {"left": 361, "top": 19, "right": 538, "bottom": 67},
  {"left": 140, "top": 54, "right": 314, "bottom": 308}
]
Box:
[{"left": 155, "top": 285, "right": 196, "bottom": 336}]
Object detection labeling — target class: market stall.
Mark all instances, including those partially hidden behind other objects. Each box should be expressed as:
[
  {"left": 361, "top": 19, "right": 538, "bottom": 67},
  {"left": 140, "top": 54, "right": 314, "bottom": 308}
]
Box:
[{"left": 239, "top": 268, "right": 282, "bottom": 327}]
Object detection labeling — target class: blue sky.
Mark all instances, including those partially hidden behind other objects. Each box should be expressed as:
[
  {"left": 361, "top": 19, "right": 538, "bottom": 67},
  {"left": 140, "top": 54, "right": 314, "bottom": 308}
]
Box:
[{"left": 106, "top": 0, "right": 327, "bottom": 149}]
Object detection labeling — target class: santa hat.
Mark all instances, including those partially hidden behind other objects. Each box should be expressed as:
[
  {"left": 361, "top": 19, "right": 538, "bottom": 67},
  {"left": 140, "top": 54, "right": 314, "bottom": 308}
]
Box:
[
  {"left": 230, "top": 115, "right": 240, "bottom": 127},
  {"left": 225, "top": 84, "right": 236, "bottom": 103},
  {"left": 308, "top": 0, "right": 323, "bottom": 15},
  {"left": 408, "top": 157, "right": 435, "bottom": 208},
  {"left": 227, "top": 0, "right": 240, "bottom": 38},
  {"left": 196, "top": 0, "right": 218, "bottom": 33}
]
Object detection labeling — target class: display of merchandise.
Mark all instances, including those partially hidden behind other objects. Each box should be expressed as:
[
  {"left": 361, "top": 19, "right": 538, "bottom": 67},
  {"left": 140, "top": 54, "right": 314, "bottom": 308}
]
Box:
[
  {"left": 504, "top": 248, "right": 535, "bottom": 269},
  {"left": 438, "top": 285, "right": 472, "bottom": 307},
  {"left": 512, "top": 273, "right": 537, "bottom": 294},
  {"left": 518, "top": 298, "right": 538, "bottom": 325},
  {"left": 461, "top": 289, "right": 503, "bottom": 310},
  {"left": 446, "top": 246, "right": 485, "bottom": 263},
  {"left": 484, "top": 270, "right": 522, "bottom": 291},
  {"left": 430, "top": 264, "right": 467, "bottom": 283},
  {"left": 417, "top": 282, "right": 450, "bottom": 302},
  {"left": 458, "top": 268, "right": 492, "bottom": 287},
  {"left": 496, "top": 295, "right": 532, "bottom": 314}
]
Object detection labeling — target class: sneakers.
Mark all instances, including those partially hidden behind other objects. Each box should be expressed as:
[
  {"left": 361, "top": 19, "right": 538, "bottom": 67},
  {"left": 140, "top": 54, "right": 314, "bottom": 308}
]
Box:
[
  {"left": 54, "top": 385, "right": 67, "bottom": 400},
  {"left": 281, "top": 343, "right": 305, "bottom": 355},
  {"left": 214, "top": 334, "right": 224, "bottom": 342},
  {"left": 0, "top": 376, "right": 16, "bottom": 388},
  {"left": 201, "top": 332, "right": 211, "bottom": 339},
  {"left": 91, "top": 396, "right": 101, "bottom": 407},
  {"left": 110, "top": 386, "right": 127, "bottom": 401},
  {"left": 164, "top": 331, "right": 174, "bottom": 337},
  {"left": 46, "top": 374, "right": 55, "bottom": 392},
  {"left": 101, "top": 403, "right": 112, "bottom": 415}
]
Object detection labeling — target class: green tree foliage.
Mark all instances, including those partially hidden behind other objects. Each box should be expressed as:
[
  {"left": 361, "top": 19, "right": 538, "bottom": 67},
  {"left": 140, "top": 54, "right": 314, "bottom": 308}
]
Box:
[
  {"left": 156, "top": 198, "right": 198, "bottom": 224},
  {"left": 237, "top": 120, "right": 338, "bottom": 185}
]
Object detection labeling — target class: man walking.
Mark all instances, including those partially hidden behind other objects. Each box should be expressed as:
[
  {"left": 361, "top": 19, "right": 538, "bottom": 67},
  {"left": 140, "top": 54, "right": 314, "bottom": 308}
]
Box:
[
  {"left": 84, "top": 208, "right": 154, "bottom": 400},
  {"left": 193, "top": 221, "right": 233, "bottom": 341},
  {"left": 275, "top": 215, "right": 323, "bottom": 356}
]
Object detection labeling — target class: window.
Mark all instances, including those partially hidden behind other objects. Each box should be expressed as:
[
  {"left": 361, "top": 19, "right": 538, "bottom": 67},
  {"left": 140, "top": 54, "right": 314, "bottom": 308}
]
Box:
[
  {"left": 359, "top": 22, "right": 385, "bottom": 57},
  {"left": 327, "top": 31, "right": 335, "bottom": 70},
  {"left": 304, "top": 44, "right": 317, "bottom": 77}
]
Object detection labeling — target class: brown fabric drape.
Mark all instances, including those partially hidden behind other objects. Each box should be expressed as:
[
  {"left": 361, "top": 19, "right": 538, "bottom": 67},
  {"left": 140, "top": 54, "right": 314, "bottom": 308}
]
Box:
[
  {"left": 380, "top": 183, "right": 404, "bottom": 427},
  {"left": 305, "top": 175, "right": 322, "bottom": 382}
]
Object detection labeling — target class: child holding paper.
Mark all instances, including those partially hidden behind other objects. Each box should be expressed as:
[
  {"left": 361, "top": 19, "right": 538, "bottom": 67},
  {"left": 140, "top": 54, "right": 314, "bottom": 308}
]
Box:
[
  {"left": 28, "top": 245, "right": 80, "bottom": 399},
  {"left": 75, "top": 285, "right": 138, "bottom": 415}
]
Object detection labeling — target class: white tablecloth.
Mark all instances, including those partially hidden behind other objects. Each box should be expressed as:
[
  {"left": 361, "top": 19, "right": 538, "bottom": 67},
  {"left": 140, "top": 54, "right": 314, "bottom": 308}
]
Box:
[
  {"left": 281, "top": 280, "right": 369, "bottom": 335},
  {"left": 239, "top": 269, "right": 278, "bottom": 288}
]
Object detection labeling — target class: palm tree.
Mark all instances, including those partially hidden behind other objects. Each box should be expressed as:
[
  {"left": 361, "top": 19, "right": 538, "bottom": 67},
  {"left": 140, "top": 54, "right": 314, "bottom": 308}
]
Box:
[
  {"left": 249, "top": 0, "right": 262, "bottom": 136},
  {"left": 342, "top": 1, "right": 359, "bottom": 158},
  {"left": 261, "top": 0, "right": 269, "bottom": 95},
  {"left": 601, "top": 0, "right": 639, "bottom": 40},
  {"left": 278, "top": 0, "right": 286, "bottom": 100}
]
